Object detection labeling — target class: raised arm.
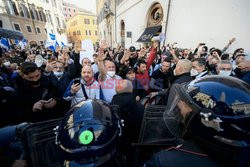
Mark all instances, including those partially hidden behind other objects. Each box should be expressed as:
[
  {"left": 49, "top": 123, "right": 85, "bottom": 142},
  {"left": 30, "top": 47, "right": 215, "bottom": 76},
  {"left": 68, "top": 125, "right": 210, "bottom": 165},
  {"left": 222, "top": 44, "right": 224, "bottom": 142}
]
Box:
[
  {"left": 146, "top": 42, "right": 158, "bottom": 70},
  {"left": 222, "top": 37, "right": 236, "bottom": 53},
  {"left": 120, "top": 49, "right": 130, "bottom": 64},
  {"left": 97, "top": 48, "right": 108, "bottom": 81}
]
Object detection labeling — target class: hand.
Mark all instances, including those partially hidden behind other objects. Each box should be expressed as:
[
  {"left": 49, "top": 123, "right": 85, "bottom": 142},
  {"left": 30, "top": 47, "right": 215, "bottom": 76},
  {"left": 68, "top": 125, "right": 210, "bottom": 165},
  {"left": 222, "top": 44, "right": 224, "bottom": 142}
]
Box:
[
  {"left": 100, "top": 40, "right": 108, "bottom": 49},
  {"left": 45, "top": 61, "right": 57, "bottom": 72},
  {"left": 32, "top": 100, "right": 46, "bottom": 112},
  {"left": 62, "top": 52, "right": 70, "bottom": 62},
  {"left": 11, "top": 160, "right": 28, "bottom": 167},
  {"left": 43, "top": 98, "right": 57, "bottom": 109},
  {"left": 138, "top": 48, "right": 146, "bottom": 58},
  {"left": 152, "top": 41, "right": 159, "bottom": 49},
  {"left": 229, "top": 37, "right": 236, "bottom": 44},
  {"left": 124, "top": 49, "right": 131, "bottom": 58},
  {"left": 150, "top": 92, "right": 158, "bottom": 98},
  {"left": 97, "top": 49, "right": 107, "bottom": 62},
  {"left": 169, "top": 48, "right": 176, "bottom": 56},
  {"left": 71, "top": 83, "right": 81, "bottom": 94}
]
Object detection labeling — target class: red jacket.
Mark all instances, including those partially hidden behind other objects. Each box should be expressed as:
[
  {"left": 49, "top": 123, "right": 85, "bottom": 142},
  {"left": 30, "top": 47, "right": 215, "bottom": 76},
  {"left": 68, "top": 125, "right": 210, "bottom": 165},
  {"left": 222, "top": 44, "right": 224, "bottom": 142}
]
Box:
[{"left": 136, "top": 47, "right": 157, "bottom": 90}]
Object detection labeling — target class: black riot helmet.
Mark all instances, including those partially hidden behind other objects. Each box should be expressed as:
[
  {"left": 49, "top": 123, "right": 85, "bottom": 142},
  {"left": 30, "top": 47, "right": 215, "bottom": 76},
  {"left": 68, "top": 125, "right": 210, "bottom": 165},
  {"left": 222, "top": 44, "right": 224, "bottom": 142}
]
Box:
[
  {"left": 164, "top": 76, "right": 250, "bottom": 152},
  {"left": 56, "top": 99, "right": 122, "bottom": 167}
]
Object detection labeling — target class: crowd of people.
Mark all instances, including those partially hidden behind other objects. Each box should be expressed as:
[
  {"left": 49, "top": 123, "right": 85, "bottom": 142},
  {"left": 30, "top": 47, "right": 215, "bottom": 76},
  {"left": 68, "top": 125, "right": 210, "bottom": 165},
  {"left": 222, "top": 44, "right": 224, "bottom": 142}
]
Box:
[{"left": 0, "top": 37, "right": 250, "bottom": 167}]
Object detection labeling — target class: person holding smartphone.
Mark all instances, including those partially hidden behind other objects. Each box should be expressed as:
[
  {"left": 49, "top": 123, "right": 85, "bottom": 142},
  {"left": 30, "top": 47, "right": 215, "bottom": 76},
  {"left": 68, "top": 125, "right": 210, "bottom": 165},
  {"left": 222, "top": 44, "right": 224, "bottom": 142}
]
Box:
[{"left": 63, "top": 65, "right": 100, "bottom": 106}]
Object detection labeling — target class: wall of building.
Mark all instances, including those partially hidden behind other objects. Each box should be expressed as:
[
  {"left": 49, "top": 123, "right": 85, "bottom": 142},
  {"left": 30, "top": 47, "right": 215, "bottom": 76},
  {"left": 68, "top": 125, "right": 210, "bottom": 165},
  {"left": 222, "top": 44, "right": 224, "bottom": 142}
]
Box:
[
  {"left": 115, "top": 0, "right": 250, "bottom": 55},
  {"left": 96, "top": 0, "right": 117, "bottom": 47},
  {"left": 66, "top": 14, "right": 98, "bottom": 44},
  {"left": 62, "top": 2, "right": 80, "bottom": 21},
  {"left": 116, "top": 0, "right": 168, "bottom": 48},
  {"left": 166, "top": 0, "right": 250, "bottom": 54},
  {"left": 8, "top": 14, "right": 46, "bottom": 44},
  {"left": 0, "top": 0, "right": 67, "bottom": 45}
]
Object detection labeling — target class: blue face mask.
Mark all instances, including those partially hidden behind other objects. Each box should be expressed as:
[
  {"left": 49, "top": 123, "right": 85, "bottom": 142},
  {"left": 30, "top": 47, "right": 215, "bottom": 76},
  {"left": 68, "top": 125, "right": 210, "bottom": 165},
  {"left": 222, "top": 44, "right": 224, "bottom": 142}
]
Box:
[
  {"left": 219, "top": 70, "right": 231, "bottom": 76},
  {"left": 53, "top": 71, "right": 64, "bottom": 78}
]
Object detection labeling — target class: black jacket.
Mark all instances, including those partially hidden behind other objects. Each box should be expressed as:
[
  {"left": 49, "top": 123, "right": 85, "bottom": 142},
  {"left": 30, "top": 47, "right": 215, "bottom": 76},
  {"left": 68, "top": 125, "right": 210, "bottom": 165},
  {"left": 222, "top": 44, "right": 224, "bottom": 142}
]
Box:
[
  {"left": 146, "top": 140, "right": 220, "bottom": 167},
  {"left": 111, "top": 93, "right": 144, "bottom": 141},
  {"left": 6, "top": 75, "right": 62, "bottom": 124},
  {"left": 173, "top": 72, "right": 193, "bottom": 85},
  {"left": 111, "top": 93, "right": 144, "bottom": 162}
]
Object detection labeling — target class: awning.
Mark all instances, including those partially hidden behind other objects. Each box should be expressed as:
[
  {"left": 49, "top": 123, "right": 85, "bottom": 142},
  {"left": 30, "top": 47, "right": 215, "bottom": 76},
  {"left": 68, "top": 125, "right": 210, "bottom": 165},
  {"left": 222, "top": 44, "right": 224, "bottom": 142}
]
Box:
[
  {"left": 0, "top": 28, "right": 24, "bottom": 40},
  {"left": 137, "top": 26, "right": 162, "bottom": 43}
]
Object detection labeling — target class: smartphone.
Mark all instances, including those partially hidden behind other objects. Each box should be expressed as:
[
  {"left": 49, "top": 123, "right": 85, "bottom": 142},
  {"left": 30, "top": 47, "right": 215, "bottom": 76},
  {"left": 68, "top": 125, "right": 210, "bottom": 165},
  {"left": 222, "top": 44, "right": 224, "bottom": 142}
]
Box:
[
  {"left": 74, "top": 79, "right": 80, "bottom": 85},
  {"left": 200, "top": 43, "right": 206, "bottom": 45}
]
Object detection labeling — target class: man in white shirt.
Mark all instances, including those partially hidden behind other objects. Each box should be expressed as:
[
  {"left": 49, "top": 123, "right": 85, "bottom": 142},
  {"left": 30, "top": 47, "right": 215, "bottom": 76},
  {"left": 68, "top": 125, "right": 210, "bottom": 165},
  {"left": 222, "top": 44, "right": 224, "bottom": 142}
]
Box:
[
  {"left": 63, "top": 65, "right": 100, "bottom": 106},
  {"left": 191, "top": 58, "right": 209, "bottom": 79},
  {"left": 97, "top": 49, "right": 122, "bottom": 103}
]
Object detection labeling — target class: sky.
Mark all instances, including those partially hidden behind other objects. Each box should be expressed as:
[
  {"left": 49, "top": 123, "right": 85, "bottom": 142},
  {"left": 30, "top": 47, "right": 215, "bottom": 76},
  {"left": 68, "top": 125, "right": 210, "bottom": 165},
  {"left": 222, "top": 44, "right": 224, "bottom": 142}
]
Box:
[{"left": 65, "top": 0, "right": 96, "bottom": 14}]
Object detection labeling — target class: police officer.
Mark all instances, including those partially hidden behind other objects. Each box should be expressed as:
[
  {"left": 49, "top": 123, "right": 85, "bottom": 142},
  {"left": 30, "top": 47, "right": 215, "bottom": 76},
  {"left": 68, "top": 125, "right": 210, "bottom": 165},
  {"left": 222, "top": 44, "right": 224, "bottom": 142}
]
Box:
[
  {"left": 146, "top": 76, "right": 250, "bottom": 167},
  {"left": 56, "top": 99, "right": 123, "bottom": 167}
]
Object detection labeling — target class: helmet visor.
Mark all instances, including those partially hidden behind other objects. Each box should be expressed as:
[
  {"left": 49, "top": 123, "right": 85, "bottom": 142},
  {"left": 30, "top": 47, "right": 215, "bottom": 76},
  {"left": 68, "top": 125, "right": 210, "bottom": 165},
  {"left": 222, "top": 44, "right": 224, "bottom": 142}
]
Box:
[{"left": 163, "top": 84, "right": 200, "bottom": 137}]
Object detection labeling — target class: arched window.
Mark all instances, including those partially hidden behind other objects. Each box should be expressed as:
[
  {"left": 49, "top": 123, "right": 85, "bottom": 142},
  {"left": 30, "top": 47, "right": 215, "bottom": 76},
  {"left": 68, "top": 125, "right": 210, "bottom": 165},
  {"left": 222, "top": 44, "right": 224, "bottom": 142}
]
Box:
[
  {"left": 30, "top": 9, "right": 35, "bottom": 19},
  {"left": 39, "top": 10, "right": 43, "bottom": 21},
  {"left": 147, "top": 3, "right": 164, "bottom": 27},
  {"left": 120, "top": 20, "right": 125, "bottom": 47},
  {"left": 23, "top": 5, "right": 30, "bottom": 18},
  {"left": 120, "top": 20, "right": 125, "bottom": 37},
  {"left": 56, "top": 17, "right": 61, "bottom": 28},
  {"left": 12, "top": 1, "right": 19, "bottom": 15},
  {"left": 18, "top": 4, "right": 24, "bottom": 17},
  {"left": 35, "top": 10, "right": 40, "bottom": 20},
  {"left": 47, "top": 13, "right": 53, "bottom": 25},
  {"left": 42, "top": 11, "right": 46, "bottom": 22}
]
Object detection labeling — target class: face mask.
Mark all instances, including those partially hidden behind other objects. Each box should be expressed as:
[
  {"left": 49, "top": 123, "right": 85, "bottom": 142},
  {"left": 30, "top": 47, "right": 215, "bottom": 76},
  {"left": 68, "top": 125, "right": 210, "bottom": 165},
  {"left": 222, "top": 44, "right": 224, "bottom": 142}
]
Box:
[
  {"left": 219, "top": 70, "right": 231, "bottom": 76},
  {"left": 107, "top": 71, "right": 116, "bottom": 77},
  {"left": 54, "top": 71, "right": 64, "bottom": 78},
  {"left": 3, "top": 61, "right": 11, "bottom": 67},
  {"left": 190, "top": 68, "right": 199, "bottom": 76},
  {"left": 209, "top": 64, "right": 217, "bottom": 70},
  {"left": 26, "top": 79, "right": 40, "bottom": 86},
  {"left": 173, "top": 69, "right": 177, "bottom": 76}
]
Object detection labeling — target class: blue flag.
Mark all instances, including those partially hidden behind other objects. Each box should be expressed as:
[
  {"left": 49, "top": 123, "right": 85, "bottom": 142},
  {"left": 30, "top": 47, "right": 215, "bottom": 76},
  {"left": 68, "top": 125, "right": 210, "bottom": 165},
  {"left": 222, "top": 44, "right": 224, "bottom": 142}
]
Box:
[
  {"left": 14, "top": 39, "right": 19, "bottom": 45},
  {"left": 49, "top": 33, "right": 56, "bottom": 40},
  {"left": 0, "top": 38, "right": 10, "bottom": 50},
  {"left": 61, "top": 42, "right": 65, "bottom": 47},
  {"left": 49, "top": 45, "right": 55, "bottom": 51},
  {"left": 46, "top": 33, "right": 56, "bottom": 51},
  {"left": 22, "top": 38, "right": 28, "bottom": 45}
]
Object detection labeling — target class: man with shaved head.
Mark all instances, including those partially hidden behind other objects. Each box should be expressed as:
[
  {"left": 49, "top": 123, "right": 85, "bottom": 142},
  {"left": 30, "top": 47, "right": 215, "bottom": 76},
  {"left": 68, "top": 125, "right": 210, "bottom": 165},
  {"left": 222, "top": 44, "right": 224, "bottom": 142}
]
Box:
[
  {"left": 150, "top": 59, "right": 193, "bottom": 99},
  {"left": 115, "top": 79, "right": 133, "bottom": 94},
  {"left": 63, "top": 65, "right": 100, "bottom": 106},
  {"left": 173, "top": 59, "right": 193, "bottom": 84},
  {"left": 111, "top": 79, "right": 144, "bottom": 166}
]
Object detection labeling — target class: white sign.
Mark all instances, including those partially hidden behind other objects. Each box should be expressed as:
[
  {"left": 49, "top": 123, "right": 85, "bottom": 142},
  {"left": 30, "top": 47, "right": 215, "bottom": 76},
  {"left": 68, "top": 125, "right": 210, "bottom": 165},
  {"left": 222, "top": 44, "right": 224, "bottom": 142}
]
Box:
[
  {"left": 159, "top": 33, "right": 166, "bottom": 43},
  {"left": 79, "top": 39, "right": 94, "bottom": 64}
]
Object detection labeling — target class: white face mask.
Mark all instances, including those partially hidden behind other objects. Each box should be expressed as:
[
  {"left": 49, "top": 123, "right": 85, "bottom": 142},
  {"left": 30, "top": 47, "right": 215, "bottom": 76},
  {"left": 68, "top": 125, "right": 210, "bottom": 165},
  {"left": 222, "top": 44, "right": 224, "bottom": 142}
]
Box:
[
  {"left": 53, "top": 71, "right": 64, "bottom": 78},
  {"left": 3, "top": 61, "right": 11, "bottom": 67},
  {"left": 107, "top": 71, "right": 116, "bottom": 77},
  {"left": 190, "top": 68, "right": 199, "bottom": 76},
  {"left": 219, "top": 70, "right": 231, "bottom": 76},
  {"left": 173, "top": 69, "right": 177, "bottom": 76}
]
